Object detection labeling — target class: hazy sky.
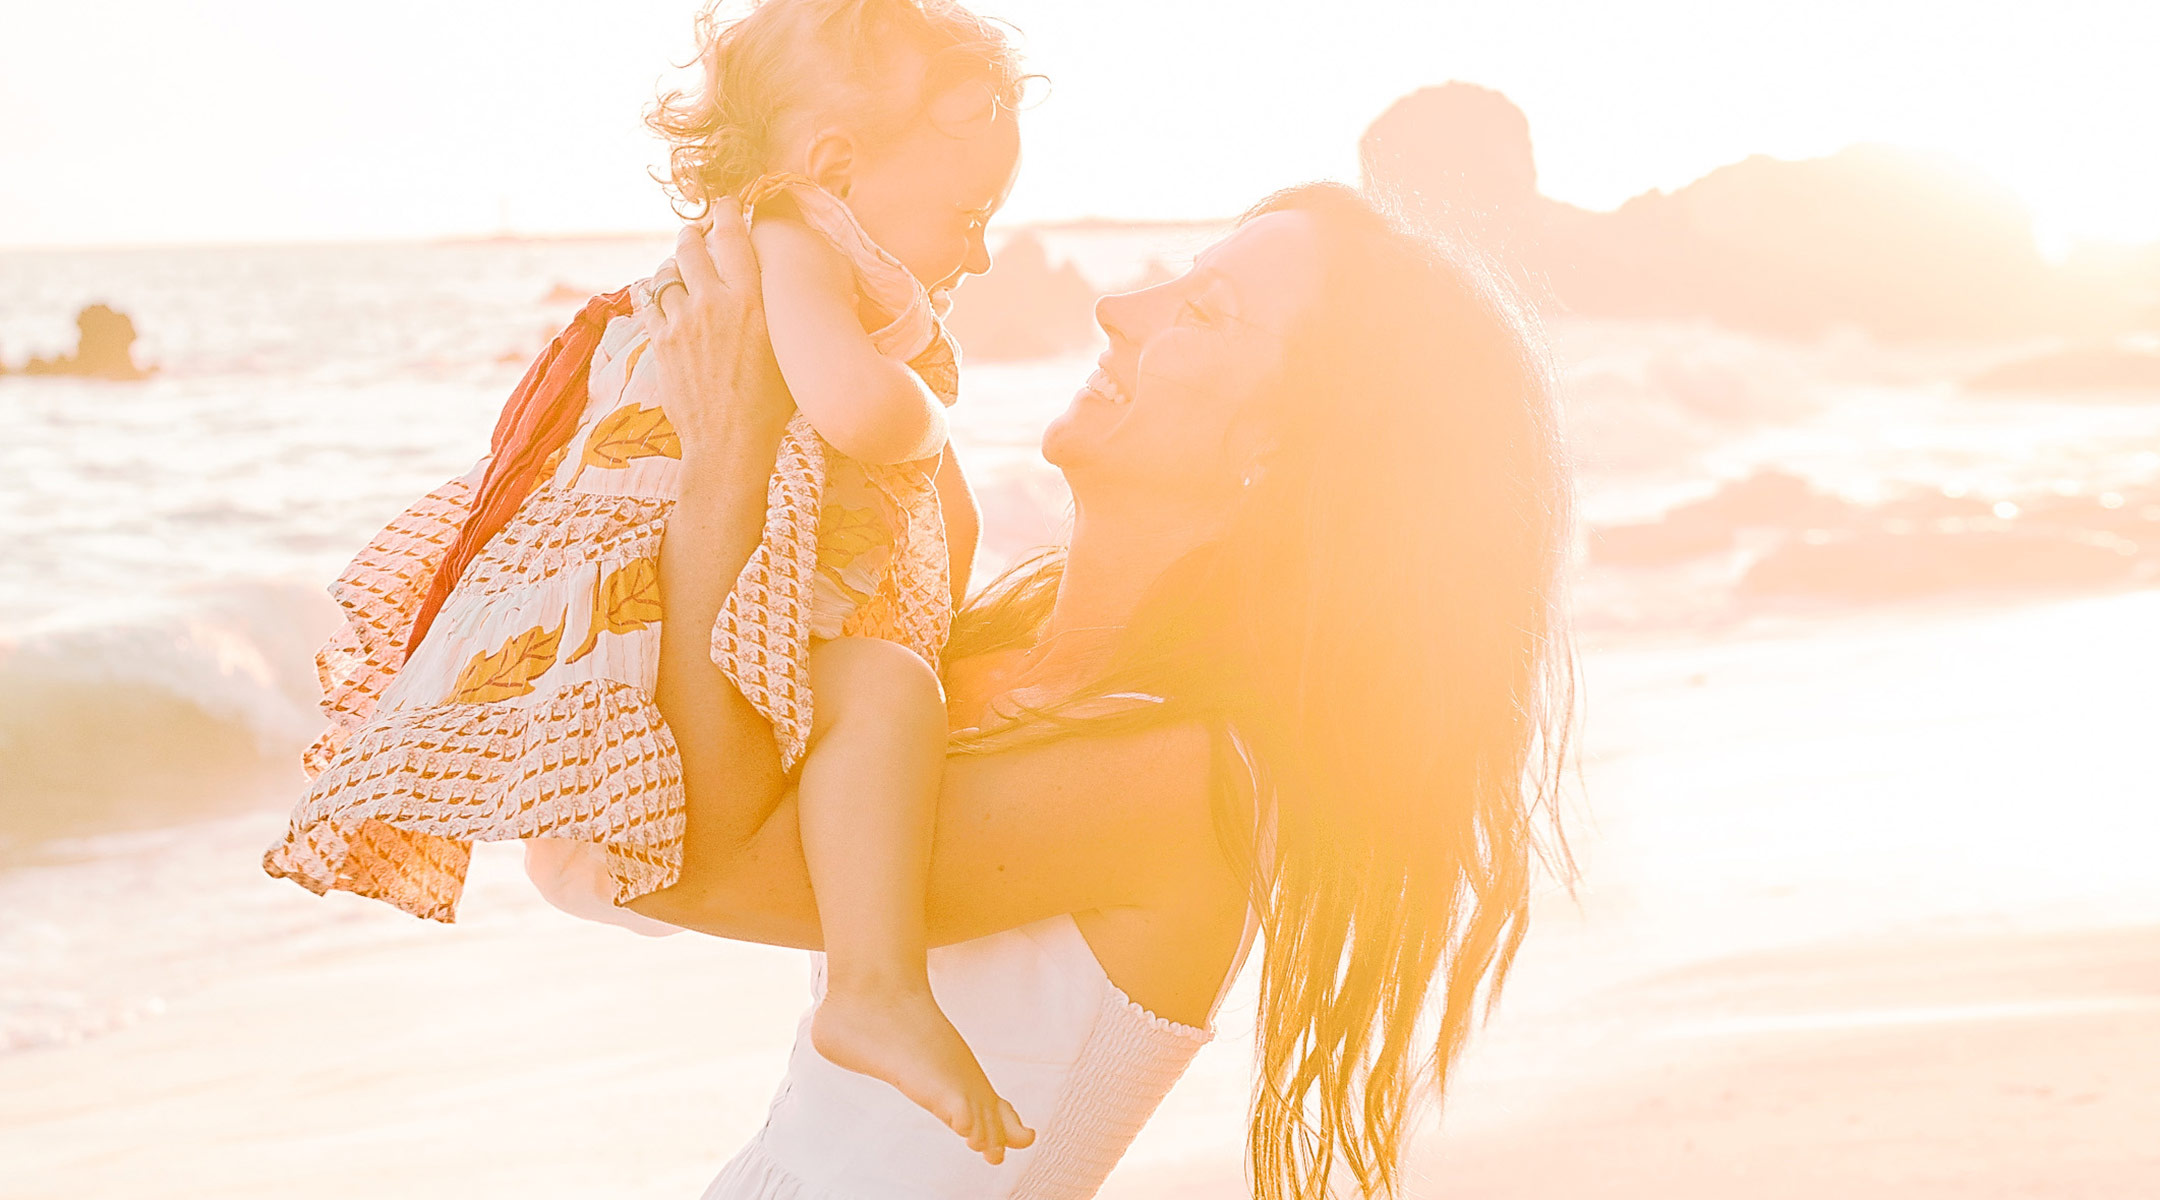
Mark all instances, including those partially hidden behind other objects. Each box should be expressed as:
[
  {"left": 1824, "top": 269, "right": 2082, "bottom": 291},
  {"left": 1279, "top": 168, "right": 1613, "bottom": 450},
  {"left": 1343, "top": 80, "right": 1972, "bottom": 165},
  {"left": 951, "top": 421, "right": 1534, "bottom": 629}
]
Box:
[{"left": 4, "top": 0, "right": 2156, "bottom": 253}]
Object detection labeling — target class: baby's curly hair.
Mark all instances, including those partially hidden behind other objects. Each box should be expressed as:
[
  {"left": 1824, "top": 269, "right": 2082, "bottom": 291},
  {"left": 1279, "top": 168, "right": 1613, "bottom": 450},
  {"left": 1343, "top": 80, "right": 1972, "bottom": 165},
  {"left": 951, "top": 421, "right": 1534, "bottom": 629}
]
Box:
[{"left": 650, "top": 0, "right": 1028, "bottom": 217}]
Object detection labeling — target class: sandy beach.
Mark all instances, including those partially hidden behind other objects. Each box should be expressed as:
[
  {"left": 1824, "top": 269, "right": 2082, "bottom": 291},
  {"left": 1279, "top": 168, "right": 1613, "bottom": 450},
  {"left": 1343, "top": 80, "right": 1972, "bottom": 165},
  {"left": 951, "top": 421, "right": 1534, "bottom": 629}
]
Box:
[
  {"left": 1419, "top": 925, "right": 2160, "bottom": 1199},
  {"left": 7, "top": 3, "right": 2159, "bottom": 1191},
  {"left": 5, "top": 588, "right": 2155, "bottom": 1198}
]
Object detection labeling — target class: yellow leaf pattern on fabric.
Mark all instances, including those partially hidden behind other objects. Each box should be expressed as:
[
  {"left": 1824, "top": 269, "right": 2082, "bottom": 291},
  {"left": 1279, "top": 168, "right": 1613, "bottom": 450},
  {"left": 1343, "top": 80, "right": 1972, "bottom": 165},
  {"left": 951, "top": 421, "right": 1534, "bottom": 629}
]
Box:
[
  {"left": 817, "top": 504, "right": 885, "bottom": 568},
  {"left": 620, "top": 340, "right": 649, "bottom": 386},
  {"left": 452, "top": 620, "right": 565, "bottom": 702},
  {"left": 566, "top": 556, "right": 663, "bottom": 665},
  {"left": 571, "top": 404, "right": 681, "bottom": 486}
]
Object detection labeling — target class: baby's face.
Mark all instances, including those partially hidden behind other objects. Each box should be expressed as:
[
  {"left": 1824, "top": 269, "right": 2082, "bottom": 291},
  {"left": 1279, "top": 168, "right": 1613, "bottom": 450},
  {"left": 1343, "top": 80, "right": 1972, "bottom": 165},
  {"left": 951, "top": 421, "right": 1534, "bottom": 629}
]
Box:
[{"left": 843, "top": 83, "right": 1021, "bottom": 295}]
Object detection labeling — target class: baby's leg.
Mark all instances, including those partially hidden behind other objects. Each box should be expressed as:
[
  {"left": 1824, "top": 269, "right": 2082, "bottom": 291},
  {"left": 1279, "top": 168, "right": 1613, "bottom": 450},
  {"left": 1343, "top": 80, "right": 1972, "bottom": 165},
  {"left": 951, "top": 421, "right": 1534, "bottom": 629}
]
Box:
[{"left": 800, "top": 637, "right": 1033, "bottom": 1164}]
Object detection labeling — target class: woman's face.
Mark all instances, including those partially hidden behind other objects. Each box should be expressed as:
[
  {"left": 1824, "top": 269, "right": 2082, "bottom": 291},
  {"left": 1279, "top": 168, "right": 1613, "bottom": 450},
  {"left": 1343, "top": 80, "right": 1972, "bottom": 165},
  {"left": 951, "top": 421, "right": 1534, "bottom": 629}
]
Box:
[{"left": 1043, "top": 212, "right": 1326, "bottom": 512}]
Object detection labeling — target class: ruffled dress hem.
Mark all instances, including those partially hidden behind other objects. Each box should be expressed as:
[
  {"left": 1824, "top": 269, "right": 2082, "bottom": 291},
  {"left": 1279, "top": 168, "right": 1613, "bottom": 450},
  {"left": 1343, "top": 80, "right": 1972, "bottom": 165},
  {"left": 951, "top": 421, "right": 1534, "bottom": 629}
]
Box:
[
  {"left": 702, "top": 1135, "right": 829, "bottom": 1200},
  {"left": 262, "top": 677, "right": 685, "bottom": 922}
]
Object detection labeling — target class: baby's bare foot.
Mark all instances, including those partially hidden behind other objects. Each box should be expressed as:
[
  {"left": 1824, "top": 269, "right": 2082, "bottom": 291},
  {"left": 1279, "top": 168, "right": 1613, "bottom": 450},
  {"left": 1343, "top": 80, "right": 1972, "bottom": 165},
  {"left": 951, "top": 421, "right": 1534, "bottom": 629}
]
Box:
[{"left": 812, "top": 986, "right": 1034, "bottom": 1163}]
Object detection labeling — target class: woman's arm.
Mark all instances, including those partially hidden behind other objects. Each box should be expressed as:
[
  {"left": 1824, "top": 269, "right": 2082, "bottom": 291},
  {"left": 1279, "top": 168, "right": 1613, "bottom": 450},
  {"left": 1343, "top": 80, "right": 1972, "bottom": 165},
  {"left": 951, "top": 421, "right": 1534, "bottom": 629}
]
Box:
[
  {"left": 627, "top": 212, "right": 1233, "bottom": 948},
  {"left": 642, "top": 212, "right": 797, "bottom": 866},
  {"left": 633, "top": 720, "right": 1232, "bottom": 951},
  {"left": 754, "top": 217, "right": 949, "bottom": 466}
]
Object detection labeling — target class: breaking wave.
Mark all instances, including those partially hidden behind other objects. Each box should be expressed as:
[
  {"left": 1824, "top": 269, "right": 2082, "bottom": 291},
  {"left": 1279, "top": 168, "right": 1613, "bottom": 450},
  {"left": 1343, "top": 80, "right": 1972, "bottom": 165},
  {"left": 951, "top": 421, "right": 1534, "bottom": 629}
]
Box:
[{"left": 0, "top": 583, "right": 337, "bottom": 850}]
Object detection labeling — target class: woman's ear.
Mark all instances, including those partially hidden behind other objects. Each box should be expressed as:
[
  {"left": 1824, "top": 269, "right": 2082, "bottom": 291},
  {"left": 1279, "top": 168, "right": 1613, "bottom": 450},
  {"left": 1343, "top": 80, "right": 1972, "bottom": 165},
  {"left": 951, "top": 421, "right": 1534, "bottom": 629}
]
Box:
[
  {"left": 1231, "top": 425, "right": 1280, "bottom": 490},
  {"left": 803, "top": 128, "right": 857, "bottom": 200}
]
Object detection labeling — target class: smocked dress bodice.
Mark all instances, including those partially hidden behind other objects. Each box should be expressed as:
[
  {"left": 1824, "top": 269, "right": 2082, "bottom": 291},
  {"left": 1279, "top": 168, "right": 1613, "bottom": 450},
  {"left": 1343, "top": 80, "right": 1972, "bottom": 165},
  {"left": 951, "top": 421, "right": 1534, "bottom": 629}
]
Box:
[{"left": 705, "top": 912, "right": 1250, "bottom": 1200}]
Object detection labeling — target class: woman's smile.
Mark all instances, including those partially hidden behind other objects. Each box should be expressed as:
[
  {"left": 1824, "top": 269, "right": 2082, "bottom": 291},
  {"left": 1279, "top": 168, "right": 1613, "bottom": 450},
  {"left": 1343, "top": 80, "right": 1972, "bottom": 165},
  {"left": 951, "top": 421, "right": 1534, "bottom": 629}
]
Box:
[{"left": 1078, "top": 359, "right": 1134, "bottom": 407}]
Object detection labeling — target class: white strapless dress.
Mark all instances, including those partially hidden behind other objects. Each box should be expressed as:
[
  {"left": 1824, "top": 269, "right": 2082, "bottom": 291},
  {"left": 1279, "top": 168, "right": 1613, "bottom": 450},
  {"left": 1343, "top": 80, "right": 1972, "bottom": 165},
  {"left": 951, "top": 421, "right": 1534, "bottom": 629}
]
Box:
[
  {"left": 525, "top": 826, "right": 1253, "bottom": 1200},
  {"left": 703, "top": 911, "right": 1250, "bottom": 1200}
]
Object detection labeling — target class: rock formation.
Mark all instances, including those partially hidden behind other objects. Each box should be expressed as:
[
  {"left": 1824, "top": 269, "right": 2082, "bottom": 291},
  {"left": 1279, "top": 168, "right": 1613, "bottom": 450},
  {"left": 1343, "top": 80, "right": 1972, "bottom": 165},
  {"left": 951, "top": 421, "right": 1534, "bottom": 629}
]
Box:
[
  {"left": 20, "top": 304, "right": 151, "bottom": 379},
  {"left": 1359, "top": 83, "right": 2157, "bottom": 343},
  {"left": 1360, "top": 83, "right": 1539, "bottom": 253},
  {"left": 1966, "top": 341, "right": 2160, "bottom": 393},
  {"left": 943, "top": 231, "right": 1102, "bottom": 361}
]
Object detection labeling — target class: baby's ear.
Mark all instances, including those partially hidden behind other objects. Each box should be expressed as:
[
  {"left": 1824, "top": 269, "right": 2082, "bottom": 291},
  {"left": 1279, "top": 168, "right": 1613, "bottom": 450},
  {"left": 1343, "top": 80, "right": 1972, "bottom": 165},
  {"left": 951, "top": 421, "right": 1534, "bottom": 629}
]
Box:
[{"left": 803, "top": 127, "right": 857, "bottom": 200}]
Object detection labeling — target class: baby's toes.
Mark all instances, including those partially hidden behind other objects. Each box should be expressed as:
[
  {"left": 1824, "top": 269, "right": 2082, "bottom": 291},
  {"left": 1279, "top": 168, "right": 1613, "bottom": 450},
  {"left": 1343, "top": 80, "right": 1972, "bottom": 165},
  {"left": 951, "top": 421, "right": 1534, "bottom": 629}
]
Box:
[
  {"left": 997, "top": 1098, "right": 1035, "bottom": 1149},
  {"left": 959, "top": 1109, "right": 991, "bottom": 1152},
  {"left": 942, "top": 1092, "right": 979, "bottom": 1137},
  {"left": 975, "top": 1101, "right": 1010, "bottom": 1161}
]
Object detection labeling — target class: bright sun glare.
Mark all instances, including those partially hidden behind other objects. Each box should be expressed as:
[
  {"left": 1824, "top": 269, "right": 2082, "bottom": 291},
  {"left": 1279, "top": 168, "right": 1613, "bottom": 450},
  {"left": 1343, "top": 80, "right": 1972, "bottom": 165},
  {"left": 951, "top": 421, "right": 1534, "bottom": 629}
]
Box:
[{"left": 0, "top": 0, "right": 2154, "bottom": 253}]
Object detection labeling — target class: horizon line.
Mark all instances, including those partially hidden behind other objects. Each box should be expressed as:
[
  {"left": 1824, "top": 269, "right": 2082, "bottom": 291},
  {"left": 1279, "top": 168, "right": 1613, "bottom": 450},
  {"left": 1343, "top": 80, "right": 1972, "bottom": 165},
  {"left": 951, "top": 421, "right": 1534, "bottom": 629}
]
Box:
[{"left": 0, "top": 214, "right": 1239, "bottom": 258}]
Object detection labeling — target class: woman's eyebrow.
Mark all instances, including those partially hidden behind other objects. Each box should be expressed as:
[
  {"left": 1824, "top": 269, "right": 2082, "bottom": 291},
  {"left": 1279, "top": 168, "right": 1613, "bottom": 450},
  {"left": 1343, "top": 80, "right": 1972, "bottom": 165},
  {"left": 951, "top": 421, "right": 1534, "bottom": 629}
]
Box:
[
  {"left": 1184, "top": 262, "right": 1280, "bottom": 341},
  {"left": 1186, "top": 265, "right": 1242, "bottom": 310}
]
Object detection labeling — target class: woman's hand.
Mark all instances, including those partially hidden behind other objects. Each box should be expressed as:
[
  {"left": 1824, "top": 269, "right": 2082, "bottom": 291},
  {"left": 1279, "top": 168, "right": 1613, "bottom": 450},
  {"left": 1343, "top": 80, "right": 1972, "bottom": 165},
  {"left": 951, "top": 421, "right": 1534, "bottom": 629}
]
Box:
[
  {"left": 639, "top": 200, "right": 792, "bottom": 457},
  {"left": 630, "top": 203, "right": 798, "bottom": 885}
]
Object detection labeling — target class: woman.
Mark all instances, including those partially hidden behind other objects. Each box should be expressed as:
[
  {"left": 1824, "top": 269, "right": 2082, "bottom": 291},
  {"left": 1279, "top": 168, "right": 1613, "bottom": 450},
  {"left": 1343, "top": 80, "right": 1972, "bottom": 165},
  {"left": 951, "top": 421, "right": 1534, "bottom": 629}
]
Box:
[{"left": 626, "top": 181, "right": 1574, "bottom": 1199}]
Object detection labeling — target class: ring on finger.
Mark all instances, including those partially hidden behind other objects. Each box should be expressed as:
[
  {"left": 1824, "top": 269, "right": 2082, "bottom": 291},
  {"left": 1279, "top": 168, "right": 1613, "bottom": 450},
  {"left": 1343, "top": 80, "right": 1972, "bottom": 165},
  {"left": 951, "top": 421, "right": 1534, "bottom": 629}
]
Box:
[
  {"left": 651, "top": 260, "right": 688, "bottom": 304},
  {"left": 652, "top": 278, "right": 689, "bottom": 320}
]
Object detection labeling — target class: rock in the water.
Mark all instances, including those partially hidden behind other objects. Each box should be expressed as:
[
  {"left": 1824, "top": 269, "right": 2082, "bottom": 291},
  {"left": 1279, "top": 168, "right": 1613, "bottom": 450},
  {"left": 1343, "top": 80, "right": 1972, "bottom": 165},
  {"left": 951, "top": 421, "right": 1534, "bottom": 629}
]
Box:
[
  {"left": 1593, "top": 470, "right": 1856, "bottom": 566},
  {"left": 1966, "top": 343, "right": 2160, "bottom": 394},
  {"left": 944, "top": 232, "right": 1101, "bottom": 361},
  {"left": 21, "top": 304, "right": 151, "bottom": 380}
]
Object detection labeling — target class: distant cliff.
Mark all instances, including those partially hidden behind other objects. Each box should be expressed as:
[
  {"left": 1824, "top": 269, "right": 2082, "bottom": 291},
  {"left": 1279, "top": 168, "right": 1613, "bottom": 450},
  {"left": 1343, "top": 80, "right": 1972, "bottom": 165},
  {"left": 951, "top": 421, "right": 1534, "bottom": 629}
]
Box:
[
  {"left": 1361, "top": 83, "right": 2157, "bottom": 342},
  {"left": 943, "top": 231, "right": 1102, "bottom": 361}
]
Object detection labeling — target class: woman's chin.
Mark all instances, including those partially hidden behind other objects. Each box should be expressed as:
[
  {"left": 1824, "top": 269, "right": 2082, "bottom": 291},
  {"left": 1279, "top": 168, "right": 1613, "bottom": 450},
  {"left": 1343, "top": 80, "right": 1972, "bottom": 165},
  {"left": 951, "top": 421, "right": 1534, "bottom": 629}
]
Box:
[
  {"left": 1040, "top": 405, "right": 1092, "bottom": 469},
  {"left": 1041, "top": 387, "right": 1125, "bottom": 468},
  {"left": 1040, "top": 413, "right": 1082, "bottom": 467}
]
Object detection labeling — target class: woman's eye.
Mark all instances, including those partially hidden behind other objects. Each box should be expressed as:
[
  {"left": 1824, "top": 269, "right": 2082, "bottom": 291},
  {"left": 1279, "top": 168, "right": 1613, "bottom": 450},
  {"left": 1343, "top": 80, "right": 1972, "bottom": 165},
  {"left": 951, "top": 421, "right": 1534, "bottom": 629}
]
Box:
[{"left": 1180, "top": 299, "right": 1214, "bottom": 327}]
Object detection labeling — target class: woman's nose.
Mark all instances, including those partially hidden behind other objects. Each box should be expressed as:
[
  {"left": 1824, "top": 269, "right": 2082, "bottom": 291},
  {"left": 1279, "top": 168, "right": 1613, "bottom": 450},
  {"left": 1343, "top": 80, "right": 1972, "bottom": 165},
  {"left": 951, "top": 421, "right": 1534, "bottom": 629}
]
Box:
[
  {"left": 1095, "top": 286, "right": 1153, "bottom": 348},
  {"left": 1097, "top": 272, "right": 1185, "bottom": 346}
]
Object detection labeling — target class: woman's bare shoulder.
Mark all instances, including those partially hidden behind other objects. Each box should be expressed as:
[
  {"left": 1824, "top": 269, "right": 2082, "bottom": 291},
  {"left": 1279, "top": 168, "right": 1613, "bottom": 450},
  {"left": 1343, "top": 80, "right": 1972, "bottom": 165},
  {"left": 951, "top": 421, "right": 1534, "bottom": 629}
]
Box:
[
  {"left": 1057, "top": 721, "right": 1249, "bottom": 1027},
  {"left": 941, "top": 649, "right": 1021, "bottom": 717}
]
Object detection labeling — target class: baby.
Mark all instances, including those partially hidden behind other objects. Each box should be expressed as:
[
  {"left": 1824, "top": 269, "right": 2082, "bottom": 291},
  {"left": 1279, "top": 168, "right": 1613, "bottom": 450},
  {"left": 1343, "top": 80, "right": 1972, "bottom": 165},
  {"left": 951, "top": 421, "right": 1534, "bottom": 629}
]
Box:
[{"left": 263, "top": 0, "right": 1032, "bottom": 1162}]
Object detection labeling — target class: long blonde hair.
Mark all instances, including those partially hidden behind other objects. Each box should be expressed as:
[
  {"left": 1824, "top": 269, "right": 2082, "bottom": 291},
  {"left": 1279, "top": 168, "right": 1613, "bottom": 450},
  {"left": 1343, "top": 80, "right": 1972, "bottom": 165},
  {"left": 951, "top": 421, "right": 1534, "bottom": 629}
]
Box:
[
  {"left": 951, "top": 184, "right": 1575, "bottom": 1199},
  {"left": 648, "top": 0, "right": 1028, "bottom": 216}
]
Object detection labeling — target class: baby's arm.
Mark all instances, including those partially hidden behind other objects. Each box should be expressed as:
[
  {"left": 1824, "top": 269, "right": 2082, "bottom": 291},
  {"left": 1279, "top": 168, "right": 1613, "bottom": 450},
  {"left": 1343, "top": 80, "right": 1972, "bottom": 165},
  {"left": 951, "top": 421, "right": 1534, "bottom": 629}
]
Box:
[
  {"left": 935, "top": 444, "right": 979, "bottom": 604},
  {"left": 753, "top": 217, "right": 949, "bottom": 465}
]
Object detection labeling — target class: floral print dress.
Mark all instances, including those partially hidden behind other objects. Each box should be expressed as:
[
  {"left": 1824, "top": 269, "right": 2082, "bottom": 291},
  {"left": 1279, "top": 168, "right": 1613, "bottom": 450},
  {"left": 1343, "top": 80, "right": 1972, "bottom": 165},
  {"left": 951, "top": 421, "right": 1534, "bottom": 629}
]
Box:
[{"left": 263, "top": 177, "right": 960, "bottom": 922}]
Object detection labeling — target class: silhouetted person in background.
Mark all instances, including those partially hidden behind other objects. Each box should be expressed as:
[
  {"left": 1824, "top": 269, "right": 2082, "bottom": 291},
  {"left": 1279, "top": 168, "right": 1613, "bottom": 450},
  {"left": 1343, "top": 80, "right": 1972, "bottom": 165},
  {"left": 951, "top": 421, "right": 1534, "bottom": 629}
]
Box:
[{"left": 23, "top": 303, "right": 150, "bottom": 380}]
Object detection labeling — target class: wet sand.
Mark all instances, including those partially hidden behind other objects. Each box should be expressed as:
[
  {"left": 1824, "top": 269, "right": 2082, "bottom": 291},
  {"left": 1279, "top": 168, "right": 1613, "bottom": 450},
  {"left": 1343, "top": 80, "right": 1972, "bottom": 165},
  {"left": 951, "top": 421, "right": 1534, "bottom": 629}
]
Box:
[
  {"left": 1415, "top": 924, "right": 2160, "bottom": 1199},
  {"left": 4, "top": 590, "right": 2158, "bottom": 1198}
]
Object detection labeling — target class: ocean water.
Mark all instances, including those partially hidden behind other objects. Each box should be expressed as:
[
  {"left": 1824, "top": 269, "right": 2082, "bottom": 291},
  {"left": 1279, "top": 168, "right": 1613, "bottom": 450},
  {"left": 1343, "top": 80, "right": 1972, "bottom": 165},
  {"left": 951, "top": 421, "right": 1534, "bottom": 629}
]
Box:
[{"left": 3, "top": 231, "right": 2160, "bottom": 1066}]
